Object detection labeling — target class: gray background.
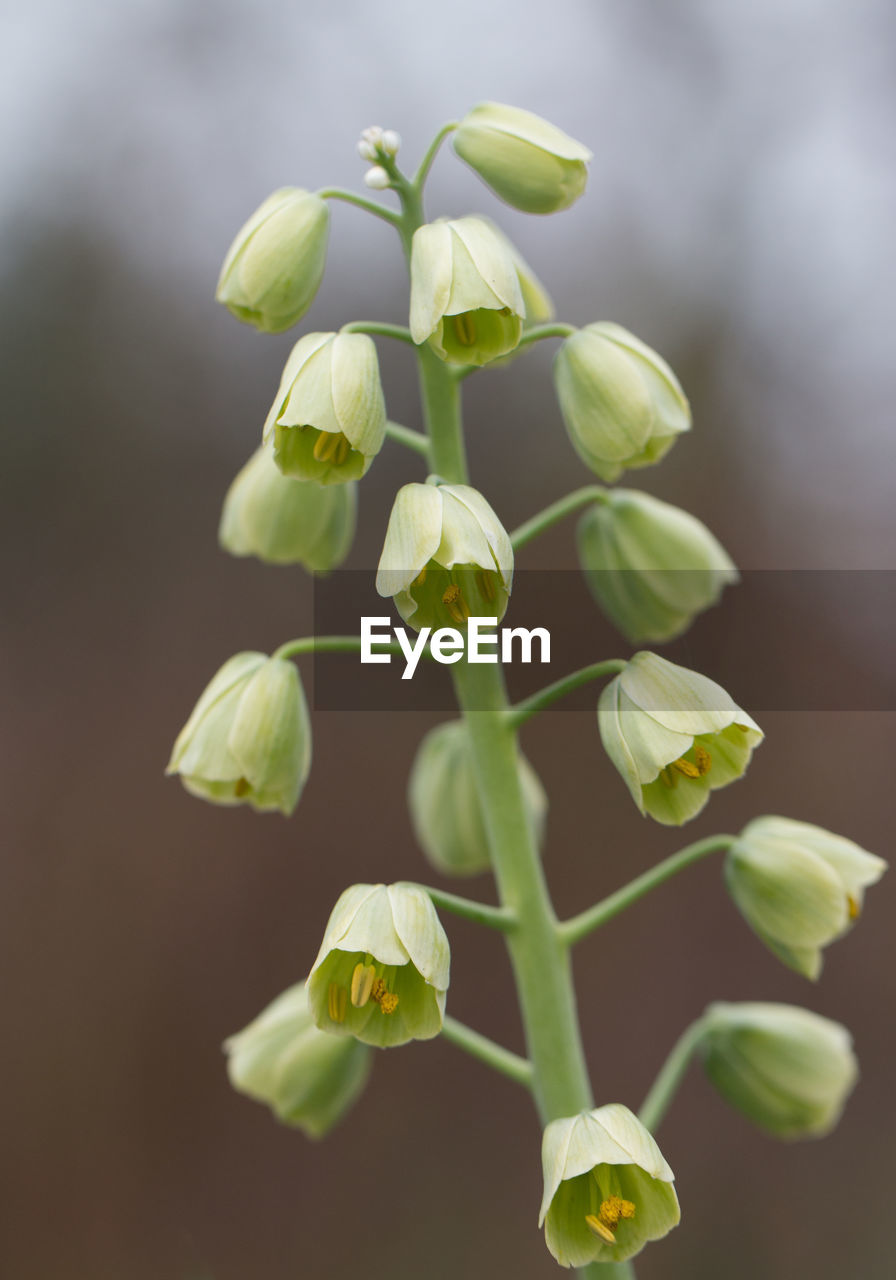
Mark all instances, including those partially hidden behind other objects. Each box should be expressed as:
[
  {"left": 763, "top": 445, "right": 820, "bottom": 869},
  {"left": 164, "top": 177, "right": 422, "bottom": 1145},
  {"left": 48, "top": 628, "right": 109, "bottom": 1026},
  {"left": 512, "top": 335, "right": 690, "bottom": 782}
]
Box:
[{"left": 2, "top": 1, "right": 894, "bottom": 1277}]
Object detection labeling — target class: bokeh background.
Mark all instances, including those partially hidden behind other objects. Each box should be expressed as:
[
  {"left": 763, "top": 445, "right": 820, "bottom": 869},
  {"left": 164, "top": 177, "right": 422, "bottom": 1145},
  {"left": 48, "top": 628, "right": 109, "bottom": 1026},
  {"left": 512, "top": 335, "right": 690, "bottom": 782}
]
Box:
[{"left": 2, "top": 1, "right": 894, "bottom": 1277}]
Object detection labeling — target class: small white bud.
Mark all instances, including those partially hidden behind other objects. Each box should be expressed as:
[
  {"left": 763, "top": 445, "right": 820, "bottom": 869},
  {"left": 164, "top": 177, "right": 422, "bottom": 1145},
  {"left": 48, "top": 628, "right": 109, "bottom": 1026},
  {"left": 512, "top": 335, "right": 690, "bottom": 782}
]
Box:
[
  {"left": 364, "top": 165, "right": 391, "bottom": 190},
  {"left": 357, "top": 139, "right": 378, "bottom": 161},
  {"left": 380, "top": 129, "right": 401, "bottom": 157}
]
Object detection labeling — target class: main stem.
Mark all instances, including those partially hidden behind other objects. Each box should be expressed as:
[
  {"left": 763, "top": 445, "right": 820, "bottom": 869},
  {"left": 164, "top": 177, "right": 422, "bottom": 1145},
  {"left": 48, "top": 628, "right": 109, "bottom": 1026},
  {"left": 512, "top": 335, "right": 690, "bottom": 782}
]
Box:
[{"left": 396, "top": 174, "right": 612, "bottom": 1280}]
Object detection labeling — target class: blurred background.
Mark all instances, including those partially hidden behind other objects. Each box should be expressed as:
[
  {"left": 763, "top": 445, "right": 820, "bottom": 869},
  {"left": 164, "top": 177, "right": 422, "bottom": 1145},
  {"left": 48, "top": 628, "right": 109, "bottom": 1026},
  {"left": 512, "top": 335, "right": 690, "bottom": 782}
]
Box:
[{"left": 2, "top": 1, "right": 894, "bottom": 1276}]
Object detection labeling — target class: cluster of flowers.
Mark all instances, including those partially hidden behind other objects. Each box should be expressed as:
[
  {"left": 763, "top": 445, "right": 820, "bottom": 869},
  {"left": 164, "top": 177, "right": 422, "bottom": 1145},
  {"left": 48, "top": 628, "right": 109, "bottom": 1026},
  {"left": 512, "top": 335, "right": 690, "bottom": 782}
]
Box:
[{"left": 167, "top": 103, "right": 885, "bottom": 1268}]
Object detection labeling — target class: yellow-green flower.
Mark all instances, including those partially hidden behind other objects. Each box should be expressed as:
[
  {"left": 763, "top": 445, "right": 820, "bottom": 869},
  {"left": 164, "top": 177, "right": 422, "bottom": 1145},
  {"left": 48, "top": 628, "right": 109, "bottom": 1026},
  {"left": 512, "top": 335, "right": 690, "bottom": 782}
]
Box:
[
  {"left": 307, "top": 884, "right": 450, "bottom": 1048},
  {"left": 540, "top": 1105, "right": 679, "bottom": 1267},
  {"left": 376, "top": 481, "right": 513, "bottom": 631},
  {"left": 219, "top": 440, "right": 356, "bottom": 571},
  {"left": 215, "top": 188, "right": 329, "bottom": 333},
  {"left": 225, "top": 981, "right": 372, "bottom": 1137},
  {"left": 554, "top": 323, "right": 690, "bottom": 482},
  {"left": 166, "top": 652, "right": 311, "bottom": 815},
  {"left": 725, "top": 817, "right": 886, "bottom": 978},
  {"left": 701, "top": 1001, "right": 858, "bottom": 1139},
  {"left": 409, "top": 216, "right": 525, "bottom": 365},
  {"left": 453, "top": 101, "right": 591, "bottom": 214},
  {"left": 263, "top": 331, "right": 386, "bottom": 485},
  {"left": 598, "top": 651, "right": 762, "bottom": 825}
]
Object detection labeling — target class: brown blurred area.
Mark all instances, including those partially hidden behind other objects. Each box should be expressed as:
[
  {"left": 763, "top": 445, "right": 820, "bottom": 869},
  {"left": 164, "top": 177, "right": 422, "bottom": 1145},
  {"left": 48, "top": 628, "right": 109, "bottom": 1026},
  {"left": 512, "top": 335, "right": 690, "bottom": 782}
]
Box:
[{"left": 2, "top": 3, "right": 894, "bottom": 1278}]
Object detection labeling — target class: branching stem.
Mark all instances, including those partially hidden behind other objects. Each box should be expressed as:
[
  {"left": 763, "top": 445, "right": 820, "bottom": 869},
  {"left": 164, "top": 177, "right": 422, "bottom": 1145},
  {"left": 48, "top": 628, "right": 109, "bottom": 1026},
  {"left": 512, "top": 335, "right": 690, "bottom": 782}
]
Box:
[
  {"left": 441, "top": 1016, "right": 534, "bottom": 1089},
  {"left": 316, "top": 187, "right": 402, "bottom": 225},
  {"left": 511, "top": 485, "right": 609, "bottom": 551},
  {"left": 402, "top": 883, "right": 517, "bottom": 932},
  {"left": 639, "top": 1016, "right": 709, "bottom": 1133},
  {"left": 506, "top": 660, "right": 626, "bottom": 729}
]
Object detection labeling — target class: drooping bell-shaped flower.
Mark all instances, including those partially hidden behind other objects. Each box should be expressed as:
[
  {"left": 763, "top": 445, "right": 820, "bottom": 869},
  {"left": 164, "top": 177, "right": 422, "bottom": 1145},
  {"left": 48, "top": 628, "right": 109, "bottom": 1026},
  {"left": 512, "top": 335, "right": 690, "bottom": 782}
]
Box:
[
  {"left": 215, "top": 188, "right": 329, "bottom": 333},
  {"left": 453, "top": 101, "right": 592, "bottom": 214},
  {"left": 554, "top": 323, "right": 691, "bottom": 482},
  {"left": 725, "top": 817, "right": 886, "bottom": 979},
  {"left": 376, "top": 481, "right": 513, "bottom": 631},
  {"left": 263, "top": 331, "right": 386, "bottom": 485},
  {"left": 166, "top": 652, "right": 311, "bottom": 815},
  {"left": 224, "top": 981, "right": 372, "bottom": 1138},
  {"left": 598, "top": 651, "right": 763, "bottom": 825},
  {"left": 577, "top": 489, "right": 737, "bottom": 643},
  {"left": 409, "top": 216, "right": 525, "bottom": 365},
  {"left": 219, "top": 440, "right": 356, "bottom": 571},
  {"left": 408, "top": 720, "right": 547, "bottom": 876},
  {"left": 701, "top": 1001, "right": 858, "bottom": 1139},
  {"left": 539, "top": 1104, "right": 680, "bottom": 1267},
  {"left": 307, "top": 884, "right": 450, "bottom": 1048}
]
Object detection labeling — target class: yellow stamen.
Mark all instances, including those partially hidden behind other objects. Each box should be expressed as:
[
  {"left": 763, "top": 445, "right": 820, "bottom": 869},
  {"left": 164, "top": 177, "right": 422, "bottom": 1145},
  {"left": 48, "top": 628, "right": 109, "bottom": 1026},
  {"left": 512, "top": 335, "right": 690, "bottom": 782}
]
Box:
[
  {"left": 370, "top": 977, "right": 399, "bottom": 1015},
  {"left": 586, "top": 1196, "right": 636, "bottom": 1243},
  {"left": 312, "top": 430, "right": 343, "bottom": 462},
  {"left": 233, "top": 777, "right": 250, "bottom": 797},
  {"left": 694, "top": 744, "right": 712, "bottom": 775},
  {"left": 477, "top": 569, "right": 496, "bottom": 603},
  {"left": 334, "top": 434, "right": 352, "bottom": 466},
  {"left": 453, "top": 313, "right": 476, "bottom": 346},
  {"left": 350, "top": 962, "right": 376, "bottom": 1008},
  {"left": 659, "top": 766, "right": 677, "bottom": 789},
  {"left": 585, "top": 1214, "right": 616, "bottom": 1244},
  {"left": 415, "top": 566, "right": 428, "bottom": 586},
  {"left": 442, "top": 583, "right": 470, "bottom": 625},
  {"left": 671, "top": 757, "right": 701, "bottom": 779},
  {"left": 327, "top": 982, "right": 347, "bottom": 1023},
  {"left": 848, "top": 895, "right": 860, "bottom": 920}
]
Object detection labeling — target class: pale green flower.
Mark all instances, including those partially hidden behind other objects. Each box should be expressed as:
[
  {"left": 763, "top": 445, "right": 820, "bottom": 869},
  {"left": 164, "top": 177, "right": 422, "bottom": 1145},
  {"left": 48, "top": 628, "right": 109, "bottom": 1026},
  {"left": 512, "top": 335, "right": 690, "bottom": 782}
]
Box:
[
  {"left": 376, "top": 481, "right": 513, "bottom": 631},
  {"left": 219, "top": 440, "right": 356, "bottom": 571},
  {"left": 166, "top": 652, "right": 311, "bottom": 815},
  {"left": 225, "top": 981, "right": 372, "bottom": 1138},
  {"left": 409, "top": 216, "right": 525, "bottom": 365},
  {"left": 539, "top": 1104, "right": 679, "bottom": 1267},
  {"left": 215, "top": 188, "right": 329, "bottom": 333},
  {"left": 263, "top": 331, "right": 386, "bottom": 485},
  {"left": 307, "top": 883, "right": 450, "bottom": 1048},
  {"left": 577, "top": 489, "right": 737, "bottom": 643},
  {"left": 598, "top": 651, "right": 763, "bottom": 825},
  {"left": 701, "top": 1001, "right": 858, "bottom": 1139},
  {"left": 725, "top": 817, "right": 886, "bottom": 979},
  {"left": 453, "top": 101, "right": 592, "bottom": 214},
  {"left": 408, "top": 720, "right": 547, "bottom": 876},
  {"left": 554, "top": 323, "right": 691, "bottom": 482}
]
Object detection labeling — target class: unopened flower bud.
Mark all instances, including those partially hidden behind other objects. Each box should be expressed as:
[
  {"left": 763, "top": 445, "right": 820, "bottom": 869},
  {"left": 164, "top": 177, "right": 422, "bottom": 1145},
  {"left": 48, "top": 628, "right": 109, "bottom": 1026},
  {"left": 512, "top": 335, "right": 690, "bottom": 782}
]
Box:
[
  {"left": 701, "top": 1002, "right": 858, "bottom": 1139},
  {"left": 166, "top": 652, "right": 311, "bottom": 816},
  {"left": 409, "top": 720, "right": 547, "bottom": 876},
  {"left": 263, "top": 331, "right": 386, "bottom": 485},
  {"left": 725, "top": 817, "right": 886, "bottom": 979},
  {"left": 224, "top": 981, "right": 372, "bottom": 1137},
  {"left": 540, "top": 1105, "right": 679, "bottom": 1267},
  {"left": 598, "top": 651, "right": 762, "bottom": 825},
  {"left": 215, "top": 188, "right": 329, "bottom": 334},
  {"left": 308, "top": 883, "right": 450, "bottom": 1048},
  {"left": 364, "top": 165, "right": 391, "bottom": 190},
  {"left": 554, "top": 324, "right": 691, "bottom": 482},
  {"left": 577, "top": 490, "right": 737, "bottom": 643},
  {"left": 453, "top": 101, "right": 592, "bottom": 214},
  {"left": 377, "top": 481, "right": 513, "bottom": 631},
  {"left": 409, "top": 216, "right": 525, "bottom": 365},
  {"left": 219, "top": 441, "right": 356, "bottom": 571}
]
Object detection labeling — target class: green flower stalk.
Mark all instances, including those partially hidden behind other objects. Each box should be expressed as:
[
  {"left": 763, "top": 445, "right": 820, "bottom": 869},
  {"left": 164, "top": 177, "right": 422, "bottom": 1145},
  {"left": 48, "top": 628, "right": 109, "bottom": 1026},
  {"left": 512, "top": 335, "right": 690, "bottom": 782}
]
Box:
[
  {"left": 554, "top": 323, "right": 691, "bottom": 482},
  {"left": 216, "top": 188, "right": 329, "bottom": 333},
  {"left": 598, "top": 651, "right": 763, "bottom": 825},
  {"left": 409, "top": 216, "right": 525, "bottom": 365},
  {"left": 263, "top": 331, "right": 386, "bottom": 484},
  {"left": 408, "top": 720, "right": 547, "bottom": 876},
  {"left": 166, "top": 652, "right": 311, "bottom": 815},
  {"left": 376, "top": 481, "right": 513, "bottom": 630},
  {"left": 725, "top": 817, "right": 886, "bottom": 979},
  {"left": 577, "top": 489, "right": 738, "bottom": 643},
  {"left": 219, "top": 440, "right": 357, "bottom": 571},
  {"left": 539, "top": 1105, "right": 680, "bottom": 1267},
  {"left": 308, "top": 883, "right": 450, "bottom": 1048},
  {"left": 701, "top": 1002, "right": 858, "bottom": 1139},
  {"left": 453, "top": 101, "right": 592, "bottom": 214},
  {"left": 225, "top": 981, "right": 373, "bottom": 1137}
]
